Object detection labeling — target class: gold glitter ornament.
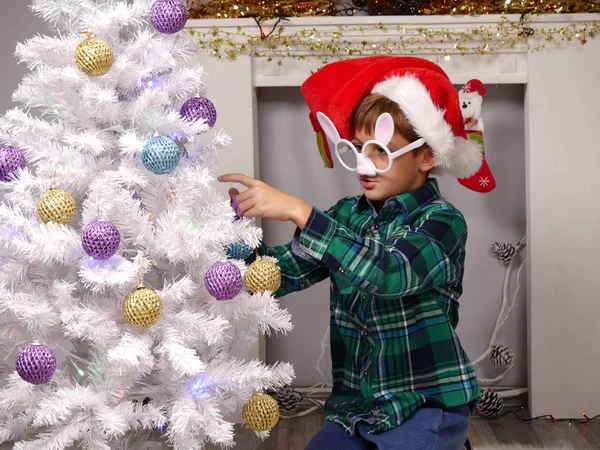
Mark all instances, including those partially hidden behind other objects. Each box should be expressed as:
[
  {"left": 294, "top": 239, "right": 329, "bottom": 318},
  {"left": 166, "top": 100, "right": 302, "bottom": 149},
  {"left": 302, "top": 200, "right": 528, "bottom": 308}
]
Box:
[
  {"left": 37, "top": 187, "right": 77, "bottom": 225},
  {"left": 242, "top": 392, "right": 280, "bottom": 431},
  {"left": 75, "top": 36, "right": 114, "bottom": 77},
  {"left": 244, "top": 256, "right": 281, "bottom": 294},
  {"left": 123, "top": 284, "right": 163, "bottom": 328}
]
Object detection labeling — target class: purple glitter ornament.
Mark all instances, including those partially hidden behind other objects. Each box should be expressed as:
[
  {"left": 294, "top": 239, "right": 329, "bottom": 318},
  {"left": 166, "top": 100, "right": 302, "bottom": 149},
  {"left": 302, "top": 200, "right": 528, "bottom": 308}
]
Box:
[
  {"left": 180, "top": 97, "right": 217, "bottom": 129},
  {"left": 16, "top": 344, "right": 56, "bottom": 385},
  {"left": 0, "top": 145, "right": 26, "bottom": 182},
  {"left": 150, "top": 0, "right": 188, "bottom": 34},
  {"left": 205, "top": 261, "right": 243, "bottom": 300},
  {"left": 81, "top": 220, "right": 121, "bottom": 260}
]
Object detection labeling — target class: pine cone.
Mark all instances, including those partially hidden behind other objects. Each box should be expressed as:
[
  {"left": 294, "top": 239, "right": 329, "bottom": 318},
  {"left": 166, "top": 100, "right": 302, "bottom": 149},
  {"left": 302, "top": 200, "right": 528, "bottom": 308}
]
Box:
[
  {"left": 489, "top": 344, "right": 516, "bottom": 367},
  {"left": 268, "top": 385, "right": 302, "bottom": 416},
  {"left": 477, "top": 389, "right": 504, "bottom": 418},
  {"left": 490, "top": 242, "right": 517, "bottom": 264}
]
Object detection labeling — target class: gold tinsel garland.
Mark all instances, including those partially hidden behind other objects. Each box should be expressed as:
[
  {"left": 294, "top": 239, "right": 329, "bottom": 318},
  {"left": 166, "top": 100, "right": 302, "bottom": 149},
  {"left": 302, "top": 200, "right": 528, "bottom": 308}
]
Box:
[
  {"left": 188, "top": 0, "right": 337, "bottom": 20},
  {"left": 187, "top": 16, "right": 600, "bottom": 62},
  {"left": 419, "top": 0, "right": 600, "bottom": 15},
  {"left": 187, "top": 0, "right": 599, "bottom": 19}
]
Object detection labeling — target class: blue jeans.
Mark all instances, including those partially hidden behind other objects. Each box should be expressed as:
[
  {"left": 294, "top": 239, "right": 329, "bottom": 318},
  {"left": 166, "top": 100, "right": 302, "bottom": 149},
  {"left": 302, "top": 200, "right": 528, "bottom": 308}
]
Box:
[{"left": 305, "top": 405, "right": 471, "bottom": 450}]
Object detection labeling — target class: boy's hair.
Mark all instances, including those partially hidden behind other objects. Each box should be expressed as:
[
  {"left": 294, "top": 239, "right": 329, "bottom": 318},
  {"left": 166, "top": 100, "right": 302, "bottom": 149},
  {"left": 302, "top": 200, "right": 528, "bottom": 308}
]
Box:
[{"left": 351, "top": 94, "right": 427, "bottom": 157}]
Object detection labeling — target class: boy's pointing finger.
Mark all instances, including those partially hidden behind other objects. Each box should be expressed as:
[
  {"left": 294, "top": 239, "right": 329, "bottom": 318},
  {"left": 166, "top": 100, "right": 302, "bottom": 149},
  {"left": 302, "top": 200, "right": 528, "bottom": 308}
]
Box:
[{"left": 218, "top": 173, "right": 259, "bottom": 188}]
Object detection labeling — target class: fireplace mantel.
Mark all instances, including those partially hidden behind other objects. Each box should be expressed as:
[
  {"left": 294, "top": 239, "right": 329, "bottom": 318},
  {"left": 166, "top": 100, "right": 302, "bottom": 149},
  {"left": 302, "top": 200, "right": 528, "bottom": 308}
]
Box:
[
  {"left": 188, "top": 13, "right": 599, "bottom": 86},
  {"left": 186, "top": 13, "right": 600, "bottom": 419}
]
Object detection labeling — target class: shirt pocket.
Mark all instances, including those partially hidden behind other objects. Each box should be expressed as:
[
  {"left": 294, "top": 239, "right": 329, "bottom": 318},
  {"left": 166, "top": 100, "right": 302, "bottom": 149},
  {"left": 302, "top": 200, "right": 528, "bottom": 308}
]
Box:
[{"left": 330, "top": 272, "right": 354, "bottom": 295}]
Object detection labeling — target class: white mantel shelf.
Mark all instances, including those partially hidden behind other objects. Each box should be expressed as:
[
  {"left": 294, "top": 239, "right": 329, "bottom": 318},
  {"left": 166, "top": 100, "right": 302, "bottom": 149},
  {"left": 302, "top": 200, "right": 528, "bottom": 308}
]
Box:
[
  {"left": 186, "top": 13, "right": 600, "bottom": 421},
  {"left": 187, "top": 13, "right": 600, "bottom": 86}
]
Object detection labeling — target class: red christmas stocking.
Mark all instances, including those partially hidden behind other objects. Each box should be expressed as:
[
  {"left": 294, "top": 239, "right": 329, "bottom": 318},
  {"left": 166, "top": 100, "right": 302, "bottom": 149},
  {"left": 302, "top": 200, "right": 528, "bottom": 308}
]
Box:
[{"left": 458, "top": 130, "right": 496, "bottom": 193}]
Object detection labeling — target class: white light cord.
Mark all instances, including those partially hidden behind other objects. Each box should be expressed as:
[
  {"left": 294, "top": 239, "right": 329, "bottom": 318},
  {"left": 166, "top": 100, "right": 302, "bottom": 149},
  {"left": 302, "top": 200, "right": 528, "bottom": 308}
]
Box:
[{"left": 473, "top": 235, "right": 526, "bottom": 368}]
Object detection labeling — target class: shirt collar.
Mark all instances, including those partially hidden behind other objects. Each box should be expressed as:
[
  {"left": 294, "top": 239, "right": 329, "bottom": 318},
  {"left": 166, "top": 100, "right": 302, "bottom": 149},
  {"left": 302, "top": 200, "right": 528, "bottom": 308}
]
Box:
[{"left": 357, "top": 178, "right": 441, "bottom": 218}]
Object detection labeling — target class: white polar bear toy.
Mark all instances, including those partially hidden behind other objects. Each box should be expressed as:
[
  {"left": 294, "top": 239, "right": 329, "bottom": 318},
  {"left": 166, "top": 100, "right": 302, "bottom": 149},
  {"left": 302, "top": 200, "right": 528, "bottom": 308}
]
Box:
[{"left": 458, "top": 79, "right": 486, "bottom": 133}]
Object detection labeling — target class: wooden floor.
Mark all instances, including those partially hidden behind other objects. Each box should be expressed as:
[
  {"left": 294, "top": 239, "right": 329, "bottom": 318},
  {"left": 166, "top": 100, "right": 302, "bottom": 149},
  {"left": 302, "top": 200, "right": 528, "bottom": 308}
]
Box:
[
  {"left": 207, "top": 410, "right": 600, "bottom": 450},
  {"left": 2, "top": 410, "right": 598, "bottom": 449}
]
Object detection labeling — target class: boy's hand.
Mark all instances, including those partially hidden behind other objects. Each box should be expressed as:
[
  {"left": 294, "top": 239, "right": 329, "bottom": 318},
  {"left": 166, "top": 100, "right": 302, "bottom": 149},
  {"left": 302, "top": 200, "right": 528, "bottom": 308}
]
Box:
[{"left": 218, "top": 173, "right": 312, "bottom": 229}]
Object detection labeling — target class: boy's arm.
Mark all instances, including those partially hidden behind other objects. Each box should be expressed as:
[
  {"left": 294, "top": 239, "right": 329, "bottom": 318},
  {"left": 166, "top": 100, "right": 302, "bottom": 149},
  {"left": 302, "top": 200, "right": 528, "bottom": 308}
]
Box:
[
  {"left": 261, "top": 231, "right": 330, "bottom": 298},
  {"left": 259, "top": 205, "right": 339, "bottom": 298},
  {"left": 295, "top": 205, "right": 466, "bottom": 299}
]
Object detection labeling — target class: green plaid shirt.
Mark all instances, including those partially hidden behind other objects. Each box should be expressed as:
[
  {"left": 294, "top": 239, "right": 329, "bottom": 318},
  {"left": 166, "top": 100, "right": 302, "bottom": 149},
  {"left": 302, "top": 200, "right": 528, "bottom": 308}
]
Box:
[{"left": 264, "top": 178, "right": 480, "bottom": 434}]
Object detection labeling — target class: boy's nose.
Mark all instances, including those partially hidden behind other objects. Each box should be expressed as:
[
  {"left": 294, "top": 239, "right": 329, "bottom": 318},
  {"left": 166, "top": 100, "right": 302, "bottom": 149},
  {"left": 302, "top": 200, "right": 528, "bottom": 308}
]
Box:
[{"left": 355, "top": 154, "right": 377, "bottom": 177}]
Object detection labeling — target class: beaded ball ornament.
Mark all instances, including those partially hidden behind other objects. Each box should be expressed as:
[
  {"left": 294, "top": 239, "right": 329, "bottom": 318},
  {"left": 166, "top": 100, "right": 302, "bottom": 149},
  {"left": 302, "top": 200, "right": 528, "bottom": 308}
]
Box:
[
  {"left": 150, "top": 0, "right": 188, "bottom": 34},
  {"left": 205, "top": 261, "right": 243, "bottom": 300},
  {"left": 81, "top": 220, "right": 121, "bottom": 260},
  {"left": 16, "top": 344, "right": 56, "bottom": 385},
  {"left": 0, "top": 145, "right": 26, "bottom": 182},
  {"left": 142, "top": 136, "right": 181, "bottom": 175}
]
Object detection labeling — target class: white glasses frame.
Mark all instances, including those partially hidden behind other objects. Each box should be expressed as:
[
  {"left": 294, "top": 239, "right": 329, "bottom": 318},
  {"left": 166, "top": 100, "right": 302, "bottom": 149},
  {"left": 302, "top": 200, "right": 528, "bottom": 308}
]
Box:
[
  {"left": 334, "top": 136, "right": 427, "bottom": 174},
  {"left": 316, "top": 111, "right": 426, "bottom": 176}
]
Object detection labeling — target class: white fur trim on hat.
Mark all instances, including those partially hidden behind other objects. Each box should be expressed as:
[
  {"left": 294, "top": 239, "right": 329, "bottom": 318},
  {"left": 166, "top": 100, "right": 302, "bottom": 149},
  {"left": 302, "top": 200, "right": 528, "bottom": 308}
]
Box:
[
  {"left": 459, "top": 90, "right": 481, "bottom": 100},
  {"left": 372, "top": 75, "right": 482, "bottom": 178}
]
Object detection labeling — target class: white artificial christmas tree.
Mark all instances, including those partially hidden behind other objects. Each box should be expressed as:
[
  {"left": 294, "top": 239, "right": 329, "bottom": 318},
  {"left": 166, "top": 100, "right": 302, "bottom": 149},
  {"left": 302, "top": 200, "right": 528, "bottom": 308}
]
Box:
[{"left": 0, "top": 1, "right": 294, "bottom": 449}]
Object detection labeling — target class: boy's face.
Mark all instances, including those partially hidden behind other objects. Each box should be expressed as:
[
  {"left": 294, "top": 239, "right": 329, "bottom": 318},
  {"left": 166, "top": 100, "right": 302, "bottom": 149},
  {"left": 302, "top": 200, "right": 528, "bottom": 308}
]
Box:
[{"left": 353, "top": 128, "right": 434, "bottom": 202}]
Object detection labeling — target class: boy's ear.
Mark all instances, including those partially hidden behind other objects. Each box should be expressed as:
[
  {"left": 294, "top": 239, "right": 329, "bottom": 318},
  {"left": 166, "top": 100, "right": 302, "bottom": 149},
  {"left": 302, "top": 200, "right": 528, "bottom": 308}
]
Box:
[
  {"left": 316, "top": 112, "right": 341, "bottom": 144},
  {"left": 419, "top": 147, "right": 436, "bottom": 173}
]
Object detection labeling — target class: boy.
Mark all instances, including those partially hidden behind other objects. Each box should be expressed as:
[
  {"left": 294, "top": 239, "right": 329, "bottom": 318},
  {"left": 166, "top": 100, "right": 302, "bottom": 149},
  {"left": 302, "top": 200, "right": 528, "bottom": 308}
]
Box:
[{"left": 219, "top": 56, "right": 482, "bottom": 450}]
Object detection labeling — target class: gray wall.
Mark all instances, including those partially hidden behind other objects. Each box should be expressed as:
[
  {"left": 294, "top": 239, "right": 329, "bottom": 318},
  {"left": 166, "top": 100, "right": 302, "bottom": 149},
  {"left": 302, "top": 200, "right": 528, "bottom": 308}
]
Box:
[
  {"left": 0, "top": 1, "right": 46, "bottom": 114},
  {"left": 258, "top": 85, "right": 527, "bottom": 389}
]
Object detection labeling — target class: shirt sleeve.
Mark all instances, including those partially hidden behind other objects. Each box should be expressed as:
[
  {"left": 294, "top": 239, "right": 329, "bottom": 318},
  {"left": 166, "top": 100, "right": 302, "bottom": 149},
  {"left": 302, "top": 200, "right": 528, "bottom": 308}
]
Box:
[
  {"left": 259, "top": 207, "right": 338, "bottom": 298},
  {"left": 262, "top": 234, "right": 330, "bottom": 298},
  {"left": 296, "top": 206, "right": 466, "bottom": 299}
]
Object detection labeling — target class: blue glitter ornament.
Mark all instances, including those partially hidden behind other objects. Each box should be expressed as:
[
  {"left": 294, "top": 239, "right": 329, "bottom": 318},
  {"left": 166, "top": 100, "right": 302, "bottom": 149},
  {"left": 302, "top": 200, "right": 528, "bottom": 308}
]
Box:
[
  {"left": 226, "top": 242, "right": 254, "bottom": 260},
  {"left": 142, "top": 136, "right": 181, "bottom": 175}
]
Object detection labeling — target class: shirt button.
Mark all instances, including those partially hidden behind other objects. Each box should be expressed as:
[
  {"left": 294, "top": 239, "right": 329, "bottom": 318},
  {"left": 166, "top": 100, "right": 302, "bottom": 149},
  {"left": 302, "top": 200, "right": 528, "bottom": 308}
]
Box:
[
  {"left": 362, "top": 330, "right": 369, "bottom": 337},
  {"left": 364, "top": 370, "right": 368, "bottom": 376},
  {"left": 339, "top": 268, "right": 346, "bottom": 274},
  {"left": 373, "top": 224, "right": 379, "bottom": 230}
]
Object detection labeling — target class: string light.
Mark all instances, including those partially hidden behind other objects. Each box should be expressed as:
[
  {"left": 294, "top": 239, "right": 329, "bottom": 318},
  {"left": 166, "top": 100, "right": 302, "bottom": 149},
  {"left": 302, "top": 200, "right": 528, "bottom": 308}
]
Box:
[
  {"left": 191, "top": 377, "right": 207, "bottom": 394},
  {"left": 140, "top": 69, "right": 172, "bottom": 90},
  {"left": 187, "top": 17, "right": 600, "bottom": 64},
  {"left": 484, "top": 408, "right": 600, "bottom": 426},
  {"left": 170, "top": 130, "right": 186, "bottom": 141}
]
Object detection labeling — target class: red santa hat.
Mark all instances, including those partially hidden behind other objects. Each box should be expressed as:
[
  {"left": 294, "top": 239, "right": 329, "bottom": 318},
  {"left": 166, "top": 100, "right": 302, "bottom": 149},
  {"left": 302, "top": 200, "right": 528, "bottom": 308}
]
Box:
[
  {"left": 300, "top": 56, "right": 482, "bottom": 179},
  {"left": 459, "top": 78, "right": 486, "bottom": 100}
]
